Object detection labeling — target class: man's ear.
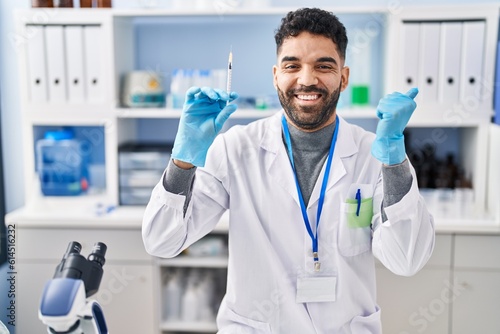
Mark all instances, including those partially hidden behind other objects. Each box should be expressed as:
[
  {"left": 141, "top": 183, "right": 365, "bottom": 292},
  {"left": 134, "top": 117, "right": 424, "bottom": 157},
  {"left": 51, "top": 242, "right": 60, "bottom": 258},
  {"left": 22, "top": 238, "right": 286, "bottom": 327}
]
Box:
[
  {"left": 340, "top": 66, "right": 349, "bottom": 92},
  {"left": 272, "top": 65, "right": 278, "bottom": 90}
]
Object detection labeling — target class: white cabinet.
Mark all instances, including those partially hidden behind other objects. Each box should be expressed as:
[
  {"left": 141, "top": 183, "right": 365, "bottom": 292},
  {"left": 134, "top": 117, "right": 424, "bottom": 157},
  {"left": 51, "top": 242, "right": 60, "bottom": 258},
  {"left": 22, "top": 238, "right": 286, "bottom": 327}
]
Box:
[
  {"left": 376, "top": 234, "right": 452, "bottom": 334},
  {"left": 378, "top": 233, "right": 500, "bottom": 333},
  {"left": 385, "top": 4, "right": 500, "bottom": 219},
  {"left": 451, "top": 235, "right": 500, "bottom": 333},
  {"left": 451, "top": 271, "right": 500, "bottom": 333},
  {"left": 96, "top": 263, "right": 156, "bottom": 334}
]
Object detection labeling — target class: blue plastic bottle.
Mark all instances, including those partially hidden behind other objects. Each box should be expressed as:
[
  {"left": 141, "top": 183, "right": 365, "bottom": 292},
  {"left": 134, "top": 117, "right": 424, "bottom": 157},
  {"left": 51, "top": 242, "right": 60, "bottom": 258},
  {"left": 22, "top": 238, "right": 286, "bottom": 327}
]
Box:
[{"left": 36, "top": 129, "right": 88, "bottom": 196}]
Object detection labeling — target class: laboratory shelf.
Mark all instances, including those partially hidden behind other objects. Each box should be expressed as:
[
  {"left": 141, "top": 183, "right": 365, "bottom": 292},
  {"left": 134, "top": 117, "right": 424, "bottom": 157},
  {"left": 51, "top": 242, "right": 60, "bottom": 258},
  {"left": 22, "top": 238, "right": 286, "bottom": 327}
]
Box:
[
  {"left": 156, "top": 256, "right": 228, "bottom": 268},
  {"left": 115, "top": 107, "right": 278, "bottom": 119},
  {"left": 115, "top": 107, "right": 379, "bottom": 119},
  {"left": 111, "top": 6, "right": 388, "bottom": 18},
  {"left": 160, "top": 320, "right": 217, "bottom": 333},
  {"left": 26, "top": 110, "right": 115, "bottom": 125},
  {"left": 337, "top": 106, "right": 377, "bottom": 119}
]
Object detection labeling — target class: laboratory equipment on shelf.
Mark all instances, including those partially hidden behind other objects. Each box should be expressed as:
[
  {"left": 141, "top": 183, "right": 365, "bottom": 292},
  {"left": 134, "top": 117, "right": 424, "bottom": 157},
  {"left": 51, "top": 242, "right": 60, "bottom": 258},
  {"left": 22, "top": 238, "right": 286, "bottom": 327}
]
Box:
[
  {"left": 167, "top": 68, "right": 228, "bottom": 109},
  {"left": 348, "top": 30, "right": 372, "bottom": 106},
  {"left": 39, "top": 241, "right": 108, "bottom": 334},
  {"left": 118, "top": 142, "right": 172, "bottom": 205},
  {"left": 36, "top": 129, "right": 89, "bottom": 196},
  {"left": 122, "top": 71, "right": 165, "bottom": 108}
]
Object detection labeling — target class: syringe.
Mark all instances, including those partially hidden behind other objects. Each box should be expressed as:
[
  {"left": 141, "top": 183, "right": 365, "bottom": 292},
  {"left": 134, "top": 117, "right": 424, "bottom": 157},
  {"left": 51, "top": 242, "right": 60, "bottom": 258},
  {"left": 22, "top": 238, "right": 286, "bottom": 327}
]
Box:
[{"left": 226, "top": 47, "right": 232, "bottom": 104}]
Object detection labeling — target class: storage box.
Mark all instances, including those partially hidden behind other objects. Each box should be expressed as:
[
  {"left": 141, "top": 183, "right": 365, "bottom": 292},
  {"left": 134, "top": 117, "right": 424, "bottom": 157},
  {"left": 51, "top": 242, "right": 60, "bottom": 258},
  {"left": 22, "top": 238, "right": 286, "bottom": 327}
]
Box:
[{"left": 118, "top": 142, "right": 172, "bottom": 205}]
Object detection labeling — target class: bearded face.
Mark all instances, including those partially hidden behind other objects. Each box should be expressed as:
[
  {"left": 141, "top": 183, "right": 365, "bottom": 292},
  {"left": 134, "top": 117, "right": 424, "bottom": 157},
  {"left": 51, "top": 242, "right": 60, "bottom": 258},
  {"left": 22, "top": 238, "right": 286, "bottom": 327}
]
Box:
[
  {"left": 277, "top": 81, "right": 342, "bottom": 130},
  {"left": 273, "top": 32, "right": 349, "bottom": 131}
]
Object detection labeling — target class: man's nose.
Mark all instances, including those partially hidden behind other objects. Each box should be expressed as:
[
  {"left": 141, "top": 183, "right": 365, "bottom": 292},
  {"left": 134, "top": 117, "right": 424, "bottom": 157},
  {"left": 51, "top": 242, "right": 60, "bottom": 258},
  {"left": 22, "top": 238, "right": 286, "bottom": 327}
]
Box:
[{"left": 297, "top": 68, "right": 318, "bottom": 87}]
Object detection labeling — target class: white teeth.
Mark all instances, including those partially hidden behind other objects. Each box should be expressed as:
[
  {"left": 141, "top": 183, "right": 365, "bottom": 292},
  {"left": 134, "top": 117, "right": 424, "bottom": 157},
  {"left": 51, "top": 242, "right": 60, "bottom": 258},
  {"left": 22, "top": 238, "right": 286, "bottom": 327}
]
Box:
[{"left": 297, "top": 94, "right": 319, "bottom": 100}]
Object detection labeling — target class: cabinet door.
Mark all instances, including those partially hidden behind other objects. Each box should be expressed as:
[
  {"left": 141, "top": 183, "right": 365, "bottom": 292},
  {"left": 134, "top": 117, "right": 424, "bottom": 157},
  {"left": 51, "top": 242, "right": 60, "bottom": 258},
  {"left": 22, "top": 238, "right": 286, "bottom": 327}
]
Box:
[
  {"left": 376, "top": 234, "right": 452, "bottom": 333},
  {"left": 451, "top": 271, "right": 500, "bottom": 333},
  {"left": 452, "top": 235, "right": 500, "bottom": 333},
  {"left": 376, "top": 267, "right": 451, "bottom": 334},
  {"left": 94, "top": 263, "right": 156, "bottom": 334}
]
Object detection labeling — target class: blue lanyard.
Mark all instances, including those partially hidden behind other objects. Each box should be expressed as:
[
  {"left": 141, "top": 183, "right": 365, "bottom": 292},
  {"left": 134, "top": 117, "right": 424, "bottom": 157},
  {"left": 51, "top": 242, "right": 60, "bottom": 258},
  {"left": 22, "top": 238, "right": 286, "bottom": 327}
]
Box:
[{"left": 281, "top": 114, "right": 339, "bottom": 271}]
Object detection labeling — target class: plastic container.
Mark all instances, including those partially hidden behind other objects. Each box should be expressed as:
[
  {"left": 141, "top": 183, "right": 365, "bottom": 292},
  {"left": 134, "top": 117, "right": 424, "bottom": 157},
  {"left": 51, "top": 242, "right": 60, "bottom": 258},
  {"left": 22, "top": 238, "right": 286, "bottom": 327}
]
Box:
[
  {"left": 181, "top": 279, "right": 199, "bottom": 322},
  {"left": 36, "top": 129, "right": 88, "bottom": 196},
  {"left": 169, "top": 69, "right": 194, "bottom": 109},
  {"left": 349, "top": 35, "right": 371, "bottom": 106},
  {"left": 163, "top": 270, "right": 183, "bottom": 321}
]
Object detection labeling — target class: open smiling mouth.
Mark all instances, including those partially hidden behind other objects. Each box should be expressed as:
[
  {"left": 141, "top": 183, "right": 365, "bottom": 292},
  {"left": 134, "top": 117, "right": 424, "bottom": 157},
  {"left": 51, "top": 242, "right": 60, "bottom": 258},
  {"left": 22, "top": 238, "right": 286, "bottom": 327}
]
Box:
[{"left": 295, "top": 94, "right": 322, "bottom": 101}]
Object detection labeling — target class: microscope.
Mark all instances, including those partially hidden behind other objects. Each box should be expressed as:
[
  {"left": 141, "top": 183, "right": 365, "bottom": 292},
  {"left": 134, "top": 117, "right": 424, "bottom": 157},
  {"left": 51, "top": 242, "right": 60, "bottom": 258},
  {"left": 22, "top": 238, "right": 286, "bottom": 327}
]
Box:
[{"left": 39, "top": 241, "right": 108, "bottom": 334}]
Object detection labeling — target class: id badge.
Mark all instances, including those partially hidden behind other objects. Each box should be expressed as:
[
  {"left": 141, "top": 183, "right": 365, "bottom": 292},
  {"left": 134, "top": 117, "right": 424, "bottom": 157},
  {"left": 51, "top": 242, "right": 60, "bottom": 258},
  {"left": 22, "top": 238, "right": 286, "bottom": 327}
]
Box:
[{"left": 296, "top": 276, "right": 337, "bottom": 303}]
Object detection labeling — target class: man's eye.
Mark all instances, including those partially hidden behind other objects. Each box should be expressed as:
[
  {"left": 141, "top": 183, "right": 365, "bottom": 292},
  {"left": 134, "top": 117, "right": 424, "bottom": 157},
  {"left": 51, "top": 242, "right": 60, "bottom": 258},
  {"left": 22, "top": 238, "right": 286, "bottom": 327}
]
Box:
[
  {"left": 284, "top": 64, "right": 298, "bottom": 70},
  {"left": 317, "top": 65, "right": 333, "bottom": 70}
]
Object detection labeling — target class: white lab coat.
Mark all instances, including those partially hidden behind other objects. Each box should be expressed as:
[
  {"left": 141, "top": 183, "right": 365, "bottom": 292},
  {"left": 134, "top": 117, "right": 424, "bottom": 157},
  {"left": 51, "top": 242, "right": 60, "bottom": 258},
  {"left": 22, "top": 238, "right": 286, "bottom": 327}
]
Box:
[{"left": 143, "top": 112, "right": 435, "bottom": 334}]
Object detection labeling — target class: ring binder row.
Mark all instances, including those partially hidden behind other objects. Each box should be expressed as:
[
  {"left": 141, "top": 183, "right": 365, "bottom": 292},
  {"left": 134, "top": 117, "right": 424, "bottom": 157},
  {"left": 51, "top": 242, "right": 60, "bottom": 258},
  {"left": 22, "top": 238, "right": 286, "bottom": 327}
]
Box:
[
  {"left": 25, "top": 24, "right": 103, "bottom": 104},
  {"left": 399, "top": 20, "right": 486, "bottom": 105}
]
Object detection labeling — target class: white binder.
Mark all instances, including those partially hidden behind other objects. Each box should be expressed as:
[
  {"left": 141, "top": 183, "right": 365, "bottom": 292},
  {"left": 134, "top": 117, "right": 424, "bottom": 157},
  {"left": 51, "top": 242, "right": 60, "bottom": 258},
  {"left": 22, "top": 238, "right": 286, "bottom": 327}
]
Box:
[
  {"left": 45, "top": 25, "right": 67, "bottom": 103},
  {"left": 26, "top": 25, "right": 48, "bottom": 103},
  {"left": 83, "top": 25, "right": 103, "bottom": 103},
  {"left": 439, "top": 22, "right": 462, "bottom": 103},
  {"left": 64, "top": 25, "right": 86, "bottom": 104},
  {"left": 461, "top": 21, "right": 485, "bottom": 103},
  {"left": 400, "top": 23, "right": 420, "bottom": 95},
  {"left": 418, "top": 23, "right": 441, "bottom": 103}
]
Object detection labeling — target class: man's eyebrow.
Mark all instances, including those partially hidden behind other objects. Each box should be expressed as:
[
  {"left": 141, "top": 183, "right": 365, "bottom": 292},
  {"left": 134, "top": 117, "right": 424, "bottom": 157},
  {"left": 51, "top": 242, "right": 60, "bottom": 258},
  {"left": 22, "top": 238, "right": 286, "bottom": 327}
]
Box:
[
  {"left": 280, "top": 56, "right": 339, "bottom": 65},
  {"left": 316, "top": 57, "right": 338, "bottom": 65},
  {"left": 280, "top": 56, "right": 299, "bottom": 63}
]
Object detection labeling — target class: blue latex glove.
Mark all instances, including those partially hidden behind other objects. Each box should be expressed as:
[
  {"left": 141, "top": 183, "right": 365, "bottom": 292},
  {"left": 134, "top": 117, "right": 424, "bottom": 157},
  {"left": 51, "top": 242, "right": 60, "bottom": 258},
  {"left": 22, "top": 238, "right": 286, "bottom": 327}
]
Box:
[
  {"left": 171, "top": 86, "right": 238, "bottom": 167},
  {"left": 371, "top": 88, "right": 418, "bottom": 165}
]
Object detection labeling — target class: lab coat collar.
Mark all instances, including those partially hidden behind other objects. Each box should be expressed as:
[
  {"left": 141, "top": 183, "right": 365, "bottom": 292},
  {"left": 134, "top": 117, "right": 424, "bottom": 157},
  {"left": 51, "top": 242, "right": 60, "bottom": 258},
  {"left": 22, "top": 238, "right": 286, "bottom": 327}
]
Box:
[{"left": 262, "top": 110, "right": 357, "bottom": 208}]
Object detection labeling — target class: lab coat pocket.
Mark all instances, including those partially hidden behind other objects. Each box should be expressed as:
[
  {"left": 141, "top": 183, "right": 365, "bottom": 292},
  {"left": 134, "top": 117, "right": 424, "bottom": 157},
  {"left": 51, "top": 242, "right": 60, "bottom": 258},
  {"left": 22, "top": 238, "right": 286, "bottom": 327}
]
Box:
[
  {"left": 349, "top": 307, "right": 382, "bottom": 334},
  {"left": 218, "top": 306, "right": 272, "bottom": 334},
  {"left": 338, "top": 184, "right": 374, "bottom": 257}
]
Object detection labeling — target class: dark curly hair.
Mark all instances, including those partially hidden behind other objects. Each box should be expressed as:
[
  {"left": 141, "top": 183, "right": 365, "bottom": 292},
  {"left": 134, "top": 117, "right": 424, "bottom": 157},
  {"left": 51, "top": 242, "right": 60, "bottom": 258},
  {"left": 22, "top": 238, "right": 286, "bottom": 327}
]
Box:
[{"left": 274, "top": 8, "right": 348, "bottom": 60}]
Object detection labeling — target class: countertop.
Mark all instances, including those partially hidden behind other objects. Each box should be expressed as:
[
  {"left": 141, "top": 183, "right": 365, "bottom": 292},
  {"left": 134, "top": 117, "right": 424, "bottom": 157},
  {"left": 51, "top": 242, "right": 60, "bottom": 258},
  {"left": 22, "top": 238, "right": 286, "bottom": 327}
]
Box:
[{"left": 5, "top": 204, "right": 498, "bottom": 234}]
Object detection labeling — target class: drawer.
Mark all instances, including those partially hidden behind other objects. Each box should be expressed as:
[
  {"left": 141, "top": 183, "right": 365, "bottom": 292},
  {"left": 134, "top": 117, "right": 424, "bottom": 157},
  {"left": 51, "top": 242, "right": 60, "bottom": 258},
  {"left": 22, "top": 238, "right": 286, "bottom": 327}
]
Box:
[
  {"left": 18, "top": 227, "right": 151, "bottom": 263},
  {"left": 120, "top": 187, "right": 153, "bottom": 206},
  {"left": 119, "top": 169, "right": 163, "bottom": 187},
  {"left": 119, "top": 151, "right": 170, "bottom": 170},
  {"left": 454, "top": 235, "right": 500, "bottom": 269}
]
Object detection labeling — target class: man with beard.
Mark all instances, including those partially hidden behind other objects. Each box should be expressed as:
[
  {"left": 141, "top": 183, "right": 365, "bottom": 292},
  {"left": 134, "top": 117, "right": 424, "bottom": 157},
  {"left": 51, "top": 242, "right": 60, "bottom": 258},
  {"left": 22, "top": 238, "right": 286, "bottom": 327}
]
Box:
[{"left": 143, "top": 8, "right": 435, "bottom": 333}]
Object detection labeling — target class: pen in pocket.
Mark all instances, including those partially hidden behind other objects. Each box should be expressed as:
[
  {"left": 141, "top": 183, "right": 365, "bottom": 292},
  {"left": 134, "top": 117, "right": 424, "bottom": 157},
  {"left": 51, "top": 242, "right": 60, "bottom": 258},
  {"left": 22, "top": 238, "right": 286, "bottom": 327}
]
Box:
[{"left": 355, "top": 188, "right": 361, "bottom": 216}]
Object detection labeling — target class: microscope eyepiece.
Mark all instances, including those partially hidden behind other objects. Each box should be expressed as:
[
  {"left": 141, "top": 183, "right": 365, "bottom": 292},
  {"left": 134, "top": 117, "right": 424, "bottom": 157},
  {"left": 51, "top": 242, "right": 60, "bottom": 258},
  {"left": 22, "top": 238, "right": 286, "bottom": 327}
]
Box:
[
  {"left": 54, "top": 241, "right": 107, "bottom": 297},
  {"left": 65, "top": 241, "right": 82, "bottom": 257},
  {"left": 87, "top": 242, "right": 107, "bottom": 267}
]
